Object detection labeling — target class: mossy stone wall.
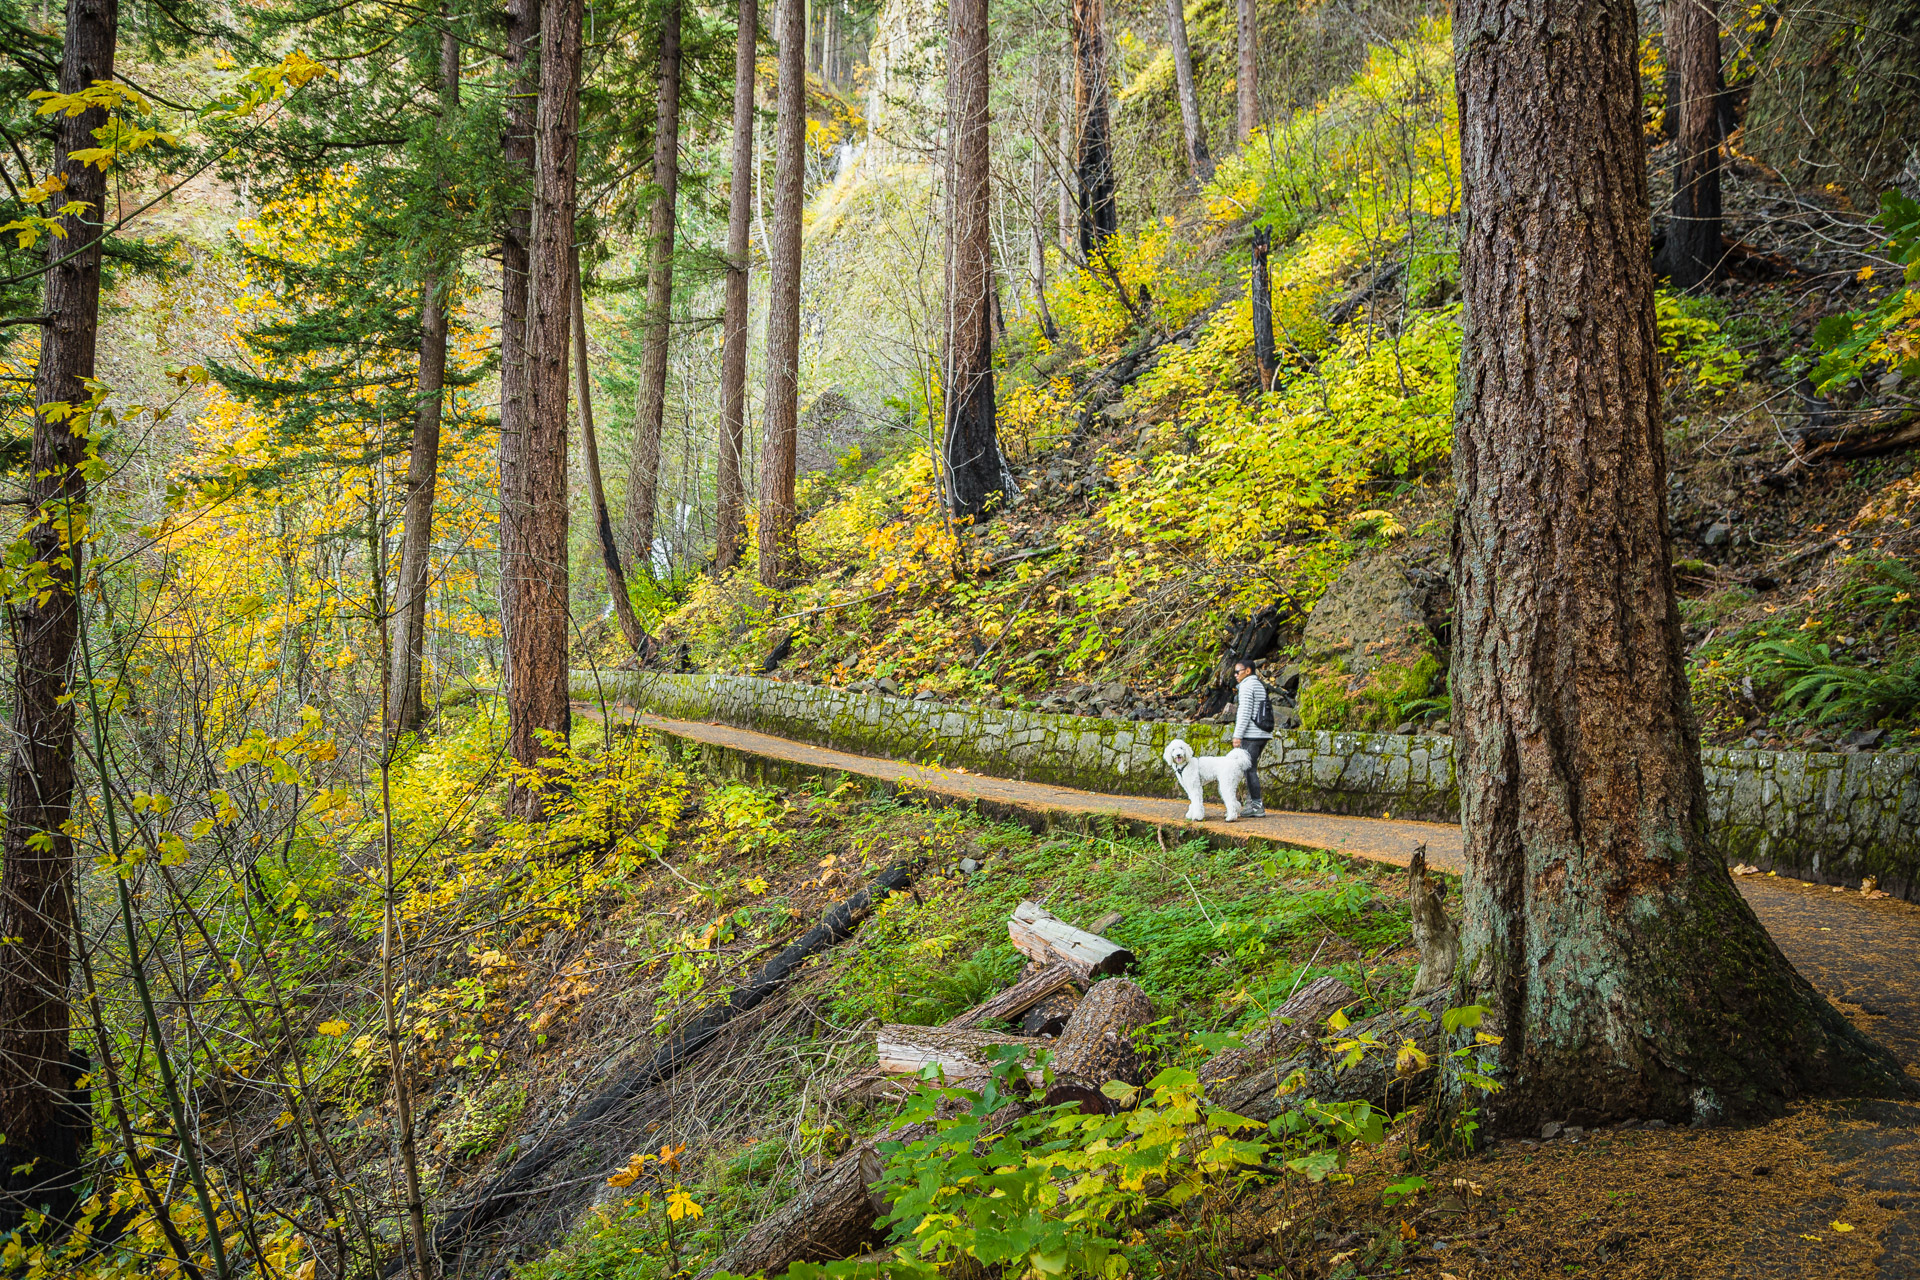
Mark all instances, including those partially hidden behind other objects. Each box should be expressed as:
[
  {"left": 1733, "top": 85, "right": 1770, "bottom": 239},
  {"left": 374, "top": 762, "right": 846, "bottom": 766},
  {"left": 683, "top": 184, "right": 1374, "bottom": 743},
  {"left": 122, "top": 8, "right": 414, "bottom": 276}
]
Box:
[{"left": 580, "top": 672, "right": 1920, "bottom": 901}]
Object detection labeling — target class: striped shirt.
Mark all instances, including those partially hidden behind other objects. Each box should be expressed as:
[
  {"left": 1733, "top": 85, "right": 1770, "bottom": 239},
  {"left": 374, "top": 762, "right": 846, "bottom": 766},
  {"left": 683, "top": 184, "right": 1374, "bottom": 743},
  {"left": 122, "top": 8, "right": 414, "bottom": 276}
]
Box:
[{"left": 1234, "top": 674, "right": 1272, "bottom": 741}]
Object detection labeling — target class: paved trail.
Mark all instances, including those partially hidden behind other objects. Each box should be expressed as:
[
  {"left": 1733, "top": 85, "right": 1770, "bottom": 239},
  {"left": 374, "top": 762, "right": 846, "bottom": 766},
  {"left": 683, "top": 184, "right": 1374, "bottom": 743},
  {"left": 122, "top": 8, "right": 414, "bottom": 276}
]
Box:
[{"left": 606, "top": 707, "right": 1920, "bottom": 1075}]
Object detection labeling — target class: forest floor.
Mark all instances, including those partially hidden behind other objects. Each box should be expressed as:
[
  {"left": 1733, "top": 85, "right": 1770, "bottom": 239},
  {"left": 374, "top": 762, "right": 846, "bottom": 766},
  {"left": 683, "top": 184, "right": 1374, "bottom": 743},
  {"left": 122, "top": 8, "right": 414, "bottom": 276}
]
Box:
[{"left": 555, "top": 702, "right": 1920, "bottom": 1280}]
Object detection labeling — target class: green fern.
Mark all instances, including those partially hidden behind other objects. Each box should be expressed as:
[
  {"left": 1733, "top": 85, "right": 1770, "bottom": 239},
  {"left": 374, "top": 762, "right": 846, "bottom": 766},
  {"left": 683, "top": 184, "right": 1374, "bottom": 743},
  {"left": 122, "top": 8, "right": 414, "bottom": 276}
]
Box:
[{"left": 1752, "top": 639, "right": 1920, "bottom": 727}]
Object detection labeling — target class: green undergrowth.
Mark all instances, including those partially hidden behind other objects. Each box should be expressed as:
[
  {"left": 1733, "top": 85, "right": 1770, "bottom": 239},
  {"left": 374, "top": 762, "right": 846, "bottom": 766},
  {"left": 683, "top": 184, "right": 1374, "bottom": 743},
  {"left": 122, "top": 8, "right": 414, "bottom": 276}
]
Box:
[{"left": 516, "top": 772, "right": 1422, "bottom": 1280}]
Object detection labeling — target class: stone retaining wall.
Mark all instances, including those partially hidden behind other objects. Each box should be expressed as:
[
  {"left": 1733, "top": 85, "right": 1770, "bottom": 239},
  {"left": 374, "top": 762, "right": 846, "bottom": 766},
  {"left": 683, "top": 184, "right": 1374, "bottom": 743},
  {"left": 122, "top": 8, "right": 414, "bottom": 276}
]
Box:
[{"left": 578, "top": 670, "right": 1920, "bottom": 901}]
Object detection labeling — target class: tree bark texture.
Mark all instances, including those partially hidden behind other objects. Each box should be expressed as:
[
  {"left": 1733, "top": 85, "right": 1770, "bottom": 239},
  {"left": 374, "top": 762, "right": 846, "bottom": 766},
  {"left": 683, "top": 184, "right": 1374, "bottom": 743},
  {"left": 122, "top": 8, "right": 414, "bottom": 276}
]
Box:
[
  {"left": 1658, "top": 0, "right": 1722, "bottom": 289},
  {"left": 1250, "top": 226, "right": 1276, "bottom": 391},
  {"left": 498, "top": 0, "right": 541, "bottom": 692},
  {"left": 715, "top": 0, "right": 757, "bottom": 572},
  {"left": 1235, "top": 0, "right": 1257, "bottom": 144},
  {"left": 1028, "top": 70, "right": 1059, "bottom": 342},
  {"left": 388, "top": 30, "right": 461, "bottom": 738},
  {"left": 1057, "top": 58, "right": 1074, "bottom": 257},
  {"left": 508, "top": 0, "right": 582, "bottom": 814},
  {"left": 943, "top": 0, "right": 1002, "bottom": 520},
  {"left": 573, "top": 252, "right": 651, "bottom": 658},
  {"left": 1450, "top": 0, "right": 1907, "bottom": 1131},
  {"left": 1165, "top": 0, "right": 1213, "bottom": 185},
  {"left": 1043, "top": 978, "right": 1152, "bottom": 1113},
  {"left": 1007, "top": 901, "right": 1135, "bottom": 980},
  {"left": 946, "top": 959, "right": 1081, "bottom": 1029},
  {"left": 624, "top": 0, "right": 683, "bottom": 570},
  {"left": 0, "top": 0, "right": 118, "bottom": 1232},
  {"left": 1071, "top": 0, "right": 1116, "bottom": 255},
  {"left": 757, "top": 0, "right": 807, "bottom": 588},
  {"left": 1196, "top": 975, "right": 1354, "bottom": 1090}
]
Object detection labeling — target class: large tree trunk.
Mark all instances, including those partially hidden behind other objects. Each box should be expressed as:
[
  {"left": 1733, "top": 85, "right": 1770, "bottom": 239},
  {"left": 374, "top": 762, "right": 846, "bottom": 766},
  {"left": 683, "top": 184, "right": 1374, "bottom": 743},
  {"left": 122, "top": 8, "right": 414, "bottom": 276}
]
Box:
[
  {"left": 0, "top": 0, "right": 118, "bottom": 1233},
  {"left": 624, "top": 0, "right": 683, "bottom": 571},
  {"left": 1449, "top": 0, "right": 1907, "bottom": 1132},
  {"left": 498, "top": 0, "right": 540, "bottom": 696},
  {"left": 943, "top": 0, "right": 1001, "bottom": 520},
  {"left": 508, "top": 0, "right": 582, "bottom": 814},
  {"left": 1165, "top": 0, "right": 1213, "bottom": 185},
  {"left": 573, "top": 252, "right": 651, "bottom": 658},
  {"left": 389, "top": 28, "right": 460, "bottom": 738},
  {"left": 757, "top": 0, "right": 807, "bottom": 588},
  {"left": 1657, "top": 0, "right": 1722, "bottom": 289},
  {"left": 1070, "top": 0, "right": 1115, "bottom": 256},
  {"left": 1235, "top": 0, "right": 1257, "bottom": 144},
  {"left": 714, "top": 0, "right": 757, "bottom": 572}
]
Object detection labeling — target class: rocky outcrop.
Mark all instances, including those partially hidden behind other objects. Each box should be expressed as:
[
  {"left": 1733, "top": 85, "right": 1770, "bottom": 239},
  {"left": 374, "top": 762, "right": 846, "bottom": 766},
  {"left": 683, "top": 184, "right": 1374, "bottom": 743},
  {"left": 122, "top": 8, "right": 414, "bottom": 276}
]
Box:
[{"left": 1302, "top": 552, "right": 1437, "bottom": 677}]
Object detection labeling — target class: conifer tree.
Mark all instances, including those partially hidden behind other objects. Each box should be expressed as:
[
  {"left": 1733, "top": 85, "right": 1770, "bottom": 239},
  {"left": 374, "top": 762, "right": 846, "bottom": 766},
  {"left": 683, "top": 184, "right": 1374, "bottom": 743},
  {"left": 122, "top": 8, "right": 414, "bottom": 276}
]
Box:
[
  {"left": 715, "top": 0, "right": 757, "bottom": 572},
  {"left": 757, "top": 0, "right": 806, "bottom": 588},
  {"left": 0, "top": 0, "right": 117, "bottom": 1232},
  {"left": 623, "top": 0, "right": 685, "bottom": 572}
]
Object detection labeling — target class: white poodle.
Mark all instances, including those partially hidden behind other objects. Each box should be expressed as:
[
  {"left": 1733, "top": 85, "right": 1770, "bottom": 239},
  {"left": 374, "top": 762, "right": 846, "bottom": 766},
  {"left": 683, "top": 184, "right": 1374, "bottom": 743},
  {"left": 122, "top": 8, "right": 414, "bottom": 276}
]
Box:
[{"left": 1163, "top": 739, "right": 1255, "bottom": 822}]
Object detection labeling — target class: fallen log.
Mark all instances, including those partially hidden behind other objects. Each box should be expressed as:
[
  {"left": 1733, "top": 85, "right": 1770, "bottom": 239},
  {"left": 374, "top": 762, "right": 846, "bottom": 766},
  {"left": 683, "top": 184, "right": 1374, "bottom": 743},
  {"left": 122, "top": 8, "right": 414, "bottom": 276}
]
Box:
[
  {"left": 944, "top": 960, "right": 1080, "bottom": 1029},
  {"left": 425, "top": 860, "right": 921, "bottom": 1263},
  {"left": 1008, "top": 901, "right": 1136, "bottom": 980},
  {"left": 697, "top": 1121, "right": 935, "bottom": 1280},
  {"left": 1762, "top": 405, "right": 1920, "bottom": 486},
  {"left": 1196, "top": 975, "right": 1356, "bottom": 1088},
  {"left": 1209, "top": 989, "right": 1451, "bottom": 1123},
  {"left": 1044, "top": 978, "right": 1155, "bottom": 1113},
  {"left": 876, "top": 1025, "right": 1045, "bottom": 1084}
]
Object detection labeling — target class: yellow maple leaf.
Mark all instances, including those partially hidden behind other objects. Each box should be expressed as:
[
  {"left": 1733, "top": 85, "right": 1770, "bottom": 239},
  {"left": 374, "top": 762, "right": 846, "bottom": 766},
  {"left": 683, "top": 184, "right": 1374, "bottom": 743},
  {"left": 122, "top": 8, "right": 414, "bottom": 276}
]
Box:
[
  {"left": 666, "top": 1186, "right": 703, "bottom": 1222},
  {"left": 606, "top": 1152, "right": 650, "bottom": 1188},
  {"left": 1832, "top": 1221, "right": 1854, "bottom": 1233},
  {"left": 317, "top": 1020, "right": 350, "bottom": 1036}
]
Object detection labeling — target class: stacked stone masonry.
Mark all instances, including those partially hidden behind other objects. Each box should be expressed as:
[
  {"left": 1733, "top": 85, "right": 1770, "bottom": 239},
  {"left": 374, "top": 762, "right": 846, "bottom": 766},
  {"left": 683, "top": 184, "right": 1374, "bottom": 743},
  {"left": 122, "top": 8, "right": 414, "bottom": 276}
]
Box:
[{"left": 581, "top": 671, "right": 1920, "bottom": 902}]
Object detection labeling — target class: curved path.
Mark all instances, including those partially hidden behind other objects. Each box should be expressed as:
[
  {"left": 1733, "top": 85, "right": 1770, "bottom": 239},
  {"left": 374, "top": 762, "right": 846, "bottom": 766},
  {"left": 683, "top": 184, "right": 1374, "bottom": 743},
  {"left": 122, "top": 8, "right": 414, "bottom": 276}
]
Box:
[{"left": 606, "top": 707, "right": 1920, "bottom": 1075}]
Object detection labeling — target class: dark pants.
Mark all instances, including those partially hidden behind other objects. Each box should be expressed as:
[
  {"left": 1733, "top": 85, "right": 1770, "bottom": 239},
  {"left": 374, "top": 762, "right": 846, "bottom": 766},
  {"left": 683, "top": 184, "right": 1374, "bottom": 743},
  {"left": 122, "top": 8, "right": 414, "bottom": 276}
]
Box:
[{"left": 1240, "top": 735, "right": 1268, "bottom": 805}]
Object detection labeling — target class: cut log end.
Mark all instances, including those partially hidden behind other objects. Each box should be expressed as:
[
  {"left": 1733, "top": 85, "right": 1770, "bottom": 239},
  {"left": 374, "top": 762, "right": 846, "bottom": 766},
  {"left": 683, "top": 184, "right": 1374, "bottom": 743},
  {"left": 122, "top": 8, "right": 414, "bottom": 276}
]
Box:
[{"left": 1009, "top": 900, "right": 1136, "bottom": 980}]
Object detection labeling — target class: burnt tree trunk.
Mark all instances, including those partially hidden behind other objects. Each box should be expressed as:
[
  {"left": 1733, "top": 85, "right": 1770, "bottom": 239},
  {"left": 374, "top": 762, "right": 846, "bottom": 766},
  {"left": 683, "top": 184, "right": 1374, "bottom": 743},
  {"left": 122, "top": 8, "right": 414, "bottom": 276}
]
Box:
[
  {"left": 1235, "top": 0, "right": 1257, "bottom": 144},
  {"left": 714, "top": 0, "right": 757, "bottom": 572},
  {"left": 943, "top": 0, "right": 1002, "bottom": 519},
  {"left": 498, "top": 0, "right": 540, "bottom": 698},
  {"left": 573, "top": 252, "right": 651, "bottom": 658},
  {"left": 624, "top": 0, "right": 683, "bottom": 569},
  {"left": 0, "top": 0, "right": 118, "bottom": 1233},
  {"left": 757, "top": 0, "right": 807, "bottom": 588},
  {"left": 1044, "top": 978, "right": 1153, "bottom": 1113},
  {"left": 508, "top": 0, "right": 582, "bottom": 814},
  {"left": 1071, "top": 0, "right": 1115, "bottom": 255},
  {"left": 1166, "top": 0, "right": 1213, "bottom": 184},
  {"left": 1250, "top": 226, "right": 1276, "bottom": 391},
  {"left": 1449, "top": 0, "right": 1907, "bottom": 1131},
  {"left": 389, "top": 28, "right": 460, "bottom": 738},
  {"left": 1658, "top": 0, "right": 1722, "bottom": 288}
]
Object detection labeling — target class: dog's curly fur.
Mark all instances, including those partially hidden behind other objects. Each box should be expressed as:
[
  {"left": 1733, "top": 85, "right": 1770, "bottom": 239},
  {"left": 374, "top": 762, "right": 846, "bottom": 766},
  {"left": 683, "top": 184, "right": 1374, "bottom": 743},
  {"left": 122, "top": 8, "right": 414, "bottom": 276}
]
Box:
[{"left": 1163, "top": 739, "right": 1254, "bottom": 822}]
